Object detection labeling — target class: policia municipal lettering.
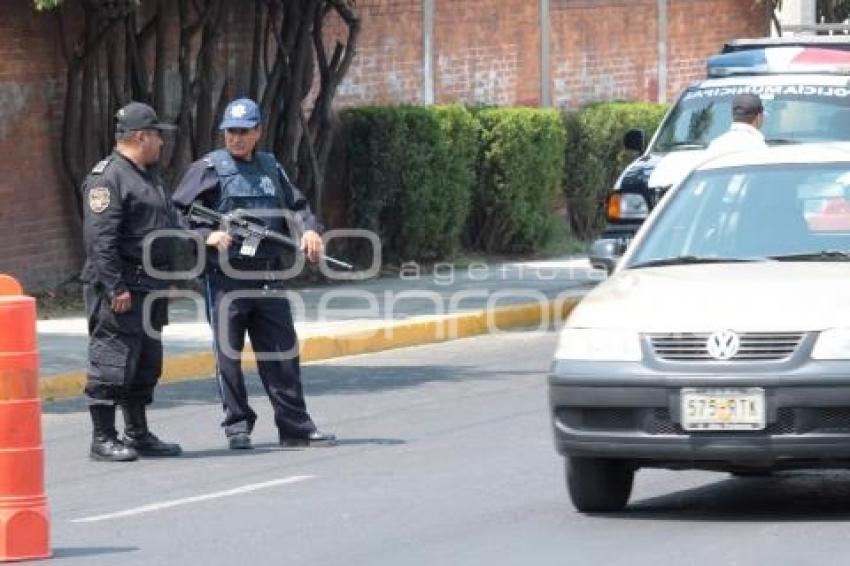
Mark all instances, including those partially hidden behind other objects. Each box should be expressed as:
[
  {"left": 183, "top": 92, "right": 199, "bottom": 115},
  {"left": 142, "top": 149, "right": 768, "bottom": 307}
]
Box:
[
  {"left": 173, "top": 98, "right": 336, "bottom": 451},
  {"left": 81, "top": 102, "right": 182, "bottom": 462}
]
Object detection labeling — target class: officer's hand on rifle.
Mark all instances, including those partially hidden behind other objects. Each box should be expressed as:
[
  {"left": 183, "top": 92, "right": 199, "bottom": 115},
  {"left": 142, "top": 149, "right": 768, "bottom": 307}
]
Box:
[
  {"left": 301, "top": 230, "right": 323, "bottom": 263},
  {"left": 206, "top": 230, "right": 233, "bottom": 253},
  {"left": 111, "top": 290, "right": 132, "bottom": 314}
]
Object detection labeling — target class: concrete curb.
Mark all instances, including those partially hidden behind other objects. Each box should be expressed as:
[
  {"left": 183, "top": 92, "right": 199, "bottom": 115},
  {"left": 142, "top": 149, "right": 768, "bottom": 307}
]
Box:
[{"left": 39, "top": 297, "right": 579, "bottom": 402}]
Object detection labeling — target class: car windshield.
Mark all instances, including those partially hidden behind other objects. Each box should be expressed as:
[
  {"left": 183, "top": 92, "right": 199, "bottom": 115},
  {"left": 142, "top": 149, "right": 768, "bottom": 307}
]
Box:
[
  {"left": 653, "top": 80, "right": 850, "bottom": 152},
  {"left": 628, "top": 162, "right": 850, "bottom": 267}
]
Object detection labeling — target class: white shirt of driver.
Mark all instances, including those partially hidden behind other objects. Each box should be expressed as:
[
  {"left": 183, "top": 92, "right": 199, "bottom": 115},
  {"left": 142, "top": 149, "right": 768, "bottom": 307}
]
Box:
[{"left": 707, "top": 122, "right": 767, "bottom": 154}]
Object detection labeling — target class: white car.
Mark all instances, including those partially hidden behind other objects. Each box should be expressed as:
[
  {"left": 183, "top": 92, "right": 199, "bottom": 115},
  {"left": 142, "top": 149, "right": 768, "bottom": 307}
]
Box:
[{"left": 550, "top": 143, "right": 850, "bottom": 512}]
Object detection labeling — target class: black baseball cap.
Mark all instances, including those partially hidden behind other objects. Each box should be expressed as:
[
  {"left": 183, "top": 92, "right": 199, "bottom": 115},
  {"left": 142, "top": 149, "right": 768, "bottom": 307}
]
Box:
[
  {"left": 732, "top": 93, "right": 764, "bottom": 122},
  {"left": 115, "top": 102, "right": 176, "bottom": 133}
]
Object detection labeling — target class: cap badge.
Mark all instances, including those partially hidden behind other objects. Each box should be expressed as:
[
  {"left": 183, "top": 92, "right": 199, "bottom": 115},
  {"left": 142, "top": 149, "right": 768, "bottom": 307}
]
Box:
[{"left": 231, "top": 104, "right": 247, "bottom": 118}]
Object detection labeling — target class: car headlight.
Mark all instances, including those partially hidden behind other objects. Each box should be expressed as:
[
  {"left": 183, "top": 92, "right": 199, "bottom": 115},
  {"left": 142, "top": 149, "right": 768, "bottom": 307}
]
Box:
[
  {"left": 812, "top": 328, "right": 850, "bottom": 360},
  {"left": 607, "top": 193, "right": 649, "bottom": 221},
  {"left": 554, "top": 328, "right": 642, "bottom": 361}
]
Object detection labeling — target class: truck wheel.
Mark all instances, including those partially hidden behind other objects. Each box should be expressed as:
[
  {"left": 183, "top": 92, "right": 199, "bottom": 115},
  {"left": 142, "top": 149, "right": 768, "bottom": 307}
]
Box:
[{"left": 566, "top": 457, "right": 634, "bottom": 513}]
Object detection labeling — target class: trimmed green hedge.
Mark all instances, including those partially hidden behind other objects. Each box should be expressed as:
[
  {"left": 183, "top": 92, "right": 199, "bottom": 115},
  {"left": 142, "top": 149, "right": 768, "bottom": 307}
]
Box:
[
  {"left": 344, "top": 104, "right": 568, "bottom": 261},
  {"left": 563, "top": 101, "right": 668, "bottom": 240},
  {"left": 468, "top": 108, "right": 566, "bottom": 253},
  {"left": 343, "top": 104, "right": 478, "bottom": 263}
]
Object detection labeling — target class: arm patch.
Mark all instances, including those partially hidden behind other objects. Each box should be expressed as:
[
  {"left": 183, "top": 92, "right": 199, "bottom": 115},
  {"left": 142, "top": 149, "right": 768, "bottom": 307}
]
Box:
[{"left": 88, "top": 186, "right": 112, "bottom": 213}]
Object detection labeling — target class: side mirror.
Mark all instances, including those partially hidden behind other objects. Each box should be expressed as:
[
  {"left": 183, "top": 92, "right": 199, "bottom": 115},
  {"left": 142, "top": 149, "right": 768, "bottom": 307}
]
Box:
[
  {"left": 589, "top": 238, "right": 629, "bottom": 275},
  {"left": 623, "top": 128, "right": 646, "bottom": 153}
]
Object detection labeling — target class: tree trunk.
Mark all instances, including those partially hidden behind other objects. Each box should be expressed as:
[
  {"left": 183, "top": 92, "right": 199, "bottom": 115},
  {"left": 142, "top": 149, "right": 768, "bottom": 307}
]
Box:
[
  {"left": 195, "top": 0, "right": 224, "bottom": 156},
  {"left": 153, "top": 0, "right": 167, "bottom": 110},
  {"left": 46, "top": 0, "right": 360, "bottom": 222}
]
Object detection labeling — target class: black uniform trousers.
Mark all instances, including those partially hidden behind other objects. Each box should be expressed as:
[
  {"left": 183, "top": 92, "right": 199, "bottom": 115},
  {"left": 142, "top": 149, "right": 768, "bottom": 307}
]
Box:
[
  {"left": 84, "top": 284, "right": 167, "bottom": 404},
  {"left": 203, "top": 270, "right": 317, "bottom": 438}
]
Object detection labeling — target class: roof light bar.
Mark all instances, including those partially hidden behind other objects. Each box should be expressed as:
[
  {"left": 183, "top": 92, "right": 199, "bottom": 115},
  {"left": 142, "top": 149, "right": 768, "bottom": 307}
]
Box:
[{"left": 708, "top": 47, "right": 850, "bottom": 78}]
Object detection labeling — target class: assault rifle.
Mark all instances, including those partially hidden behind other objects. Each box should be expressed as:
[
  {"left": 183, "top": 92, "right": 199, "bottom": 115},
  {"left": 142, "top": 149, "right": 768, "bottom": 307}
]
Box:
[{"left": 188, "top": 202, "right": 353, "bottom": 270}]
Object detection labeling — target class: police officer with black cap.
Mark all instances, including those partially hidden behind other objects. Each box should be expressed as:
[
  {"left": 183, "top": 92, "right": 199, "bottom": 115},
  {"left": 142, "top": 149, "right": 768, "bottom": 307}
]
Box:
[
  {"left": 172, "top": 97, "right": 336, "bottom": 450},
  {"left": 82, "top": 101, "right": 183, "bottom": 462}
]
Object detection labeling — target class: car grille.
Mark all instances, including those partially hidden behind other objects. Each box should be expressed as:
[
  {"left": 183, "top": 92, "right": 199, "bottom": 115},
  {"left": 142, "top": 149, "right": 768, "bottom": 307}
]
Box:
[
  {"left": 556, "top": 406, "right": 850, "bottom": 436},
  {"left": 808, "top": 408, "right": 850, "bottom": 433},
  {"left": 646, "top": 408, "right": 796, "bottom": 435},
  {"left": 581, "top": 408, "right": 637, "bottom": 430},
  {"left": 648, "top": 332, "right": 805, "bottom": 362}
]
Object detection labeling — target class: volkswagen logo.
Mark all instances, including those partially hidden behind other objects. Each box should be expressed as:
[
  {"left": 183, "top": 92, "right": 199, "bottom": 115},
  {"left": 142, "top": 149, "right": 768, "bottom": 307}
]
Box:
[{"left": 706, "top": 330, "right": 740, "bottom": 360}]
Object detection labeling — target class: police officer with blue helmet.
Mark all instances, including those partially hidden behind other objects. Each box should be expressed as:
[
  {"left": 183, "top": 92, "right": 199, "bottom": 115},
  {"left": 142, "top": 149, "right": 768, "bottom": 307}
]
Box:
[{"left": 172, "top": 97, "right": 336, "bottom": 450}]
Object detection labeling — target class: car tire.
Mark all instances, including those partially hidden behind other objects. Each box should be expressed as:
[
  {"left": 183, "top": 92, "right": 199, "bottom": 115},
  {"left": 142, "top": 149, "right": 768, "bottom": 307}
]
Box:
[{"left": 566, "top": 457, "right": 634, "bottom": 513}]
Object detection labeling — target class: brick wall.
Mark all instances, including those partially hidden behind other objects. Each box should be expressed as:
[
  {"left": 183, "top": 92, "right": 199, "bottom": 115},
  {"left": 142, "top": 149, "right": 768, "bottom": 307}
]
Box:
[
  {"left": 334, "top": 0, "right": 424, "bottom": 106},
  {"left": 549, "top": 0, "right": 767, "bottom": 107},
  {"left": 0, "top": 0, "right": 767, "bottom": 291},
  {"left": 0, "top": 0, "right": 81, "bottom": 292},
  {"left": 550, "top": 0, "right": 660, "bottom": 108},
  {"left": 667, "top": 0, "right": 769, "bottom": 99},
  {"left": 434, "top": 0, "right": 540, "bottom": 106}
]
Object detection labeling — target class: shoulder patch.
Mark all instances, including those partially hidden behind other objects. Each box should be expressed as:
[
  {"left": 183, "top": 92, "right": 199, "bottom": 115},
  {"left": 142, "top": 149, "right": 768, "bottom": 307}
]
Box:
[
  {"left": 202, "top": 157, "right": 215, "bottom": 168},
  {"left": 88, "top": 186, "right": 111, "bottom": 214},
  {"left": 91, "top": 157, "right": 112, "bottom": 175}
]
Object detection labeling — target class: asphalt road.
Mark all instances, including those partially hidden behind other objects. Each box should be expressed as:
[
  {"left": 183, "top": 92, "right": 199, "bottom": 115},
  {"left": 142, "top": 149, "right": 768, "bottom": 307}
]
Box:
[{"left": 40, "top": 330, "right": 850, "bottom": 565}]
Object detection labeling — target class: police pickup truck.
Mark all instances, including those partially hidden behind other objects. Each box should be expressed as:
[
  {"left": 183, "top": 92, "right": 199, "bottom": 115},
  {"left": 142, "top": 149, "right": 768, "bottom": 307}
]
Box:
[{"left": 590, "top": 36, "right": 850, "bottom": 272}]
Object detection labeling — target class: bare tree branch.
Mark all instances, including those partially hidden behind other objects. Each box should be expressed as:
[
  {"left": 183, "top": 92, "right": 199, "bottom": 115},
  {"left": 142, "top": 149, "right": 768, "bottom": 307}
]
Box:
[
  {"left": 46, "top": 0, "right": 360, "bottom": 223},
  {"left": 249, "top": 0, "right": 264, "bottom": 97},
  {"left": 56, "top": 5, "right": 73, "bottom": 64}
]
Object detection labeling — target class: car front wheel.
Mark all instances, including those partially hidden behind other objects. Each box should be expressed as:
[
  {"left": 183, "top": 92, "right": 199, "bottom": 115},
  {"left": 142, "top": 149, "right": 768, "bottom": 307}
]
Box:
[{"left": 566, "top": 457, "right": 634, "bottom": 513}]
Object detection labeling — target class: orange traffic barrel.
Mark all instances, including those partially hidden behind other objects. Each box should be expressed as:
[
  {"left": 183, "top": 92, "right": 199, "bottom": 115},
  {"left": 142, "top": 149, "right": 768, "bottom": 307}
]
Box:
[{"left": 0, "top": 275, "right": 50, "bottom": 561}]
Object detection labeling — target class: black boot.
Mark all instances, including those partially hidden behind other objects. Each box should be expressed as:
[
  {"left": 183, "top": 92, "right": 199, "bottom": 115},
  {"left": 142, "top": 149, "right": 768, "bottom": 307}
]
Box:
[
  {"left": 90, "top": 405, "right": 138, "bottom": 462},
  {"left": 121, "top": 402, "right": 182, "bottom": 457}
]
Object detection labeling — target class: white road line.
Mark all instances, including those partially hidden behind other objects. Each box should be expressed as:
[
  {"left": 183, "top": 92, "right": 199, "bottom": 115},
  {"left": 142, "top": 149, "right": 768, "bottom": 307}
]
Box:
[{"left": 71, "top": 475, "right": 315, "bottom": 523}]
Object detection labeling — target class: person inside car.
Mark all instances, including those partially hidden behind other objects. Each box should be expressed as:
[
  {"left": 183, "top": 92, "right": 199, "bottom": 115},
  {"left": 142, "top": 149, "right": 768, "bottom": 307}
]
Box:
[{"left": 707, "top": 92, "right": 767, "bottom": 153}]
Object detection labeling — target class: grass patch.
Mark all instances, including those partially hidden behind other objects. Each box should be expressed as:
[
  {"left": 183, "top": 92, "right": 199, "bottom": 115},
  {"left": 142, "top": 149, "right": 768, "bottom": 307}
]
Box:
[
  {"left": 34, "top": 290, "right": 85, "bottom": 320},
  {"left": 539, "top": 217, "right": 588, "bottom": 258}
]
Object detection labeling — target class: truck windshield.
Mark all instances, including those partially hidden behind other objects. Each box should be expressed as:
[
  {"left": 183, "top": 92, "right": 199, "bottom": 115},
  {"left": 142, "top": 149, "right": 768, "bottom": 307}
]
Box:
[{"left": 653, "top": 80, "right": 850, "bottom": 152}]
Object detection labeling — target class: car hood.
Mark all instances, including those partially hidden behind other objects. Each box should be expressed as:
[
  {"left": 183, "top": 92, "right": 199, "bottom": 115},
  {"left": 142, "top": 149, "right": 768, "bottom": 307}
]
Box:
[
  {"left": 568, "top": 262, "right": 850, "bottom": 332},
  {"left": 647, "top": 149, "right": 709, "bottom": 189}
]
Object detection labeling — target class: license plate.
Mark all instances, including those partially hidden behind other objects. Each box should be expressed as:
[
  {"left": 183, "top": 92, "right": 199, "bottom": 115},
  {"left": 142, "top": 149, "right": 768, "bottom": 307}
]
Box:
[{"left": 681, "top": 388, "right": 765, "bottom": 431}]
